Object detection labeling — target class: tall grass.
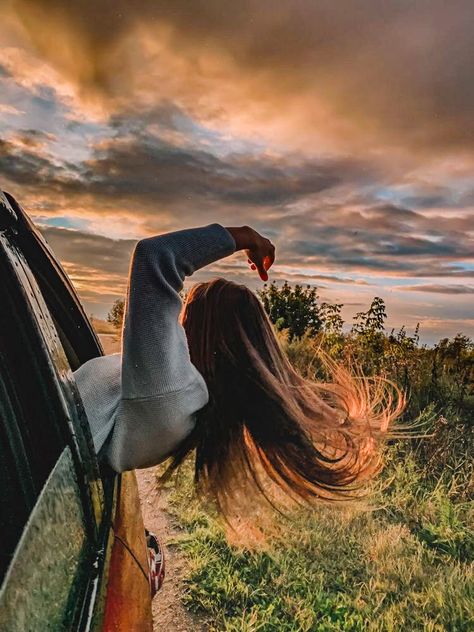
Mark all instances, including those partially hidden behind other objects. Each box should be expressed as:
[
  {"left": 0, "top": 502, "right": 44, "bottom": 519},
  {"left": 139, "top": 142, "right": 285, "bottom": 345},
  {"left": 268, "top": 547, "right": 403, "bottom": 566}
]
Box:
[
  {"left": 162, "top": 449, "right": 473, "bottom": 631},
  {"left": 158, "top": 329, "right": 473, "bottom": 631}
]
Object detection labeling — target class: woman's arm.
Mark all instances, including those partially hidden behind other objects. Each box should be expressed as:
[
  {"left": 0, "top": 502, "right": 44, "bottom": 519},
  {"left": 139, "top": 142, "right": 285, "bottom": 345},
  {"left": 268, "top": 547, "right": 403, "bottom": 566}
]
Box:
[
  {"left": 106, "top": 223, "right": 236, "bottom": 471},
  {"left": 106, "top": 222, "right": 275, "bottom": 472},
  {"left": 120, "top": 223, "right": 237, "bottom": 399}
]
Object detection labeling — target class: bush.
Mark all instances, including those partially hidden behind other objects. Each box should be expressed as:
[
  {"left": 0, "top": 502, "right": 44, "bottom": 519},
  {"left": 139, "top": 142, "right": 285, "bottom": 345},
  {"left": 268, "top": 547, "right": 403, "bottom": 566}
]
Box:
[
  {"left": 107, "top": 298, "right": 125, "bottom": 329},
  {"left": 258, "top": 281, "right": 322, "bottom": 341}
]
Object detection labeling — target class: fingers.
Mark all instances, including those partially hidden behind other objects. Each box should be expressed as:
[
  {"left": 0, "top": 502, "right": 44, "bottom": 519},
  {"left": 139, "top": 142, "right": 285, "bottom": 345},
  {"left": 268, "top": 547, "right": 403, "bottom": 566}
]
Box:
[
  {"left": 247, "top": 240, "right": 275, "bottom": 280},
  {"left": 261, "top": 246, "right": 275, "bottom": 275},
  {"left": 254, "top": 257, "right": 268, "bottom": 281}
]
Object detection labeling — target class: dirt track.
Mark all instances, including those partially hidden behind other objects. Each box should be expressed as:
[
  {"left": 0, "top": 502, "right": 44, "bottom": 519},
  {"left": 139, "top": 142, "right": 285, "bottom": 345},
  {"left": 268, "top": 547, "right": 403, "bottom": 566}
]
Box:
[{"left": 136, "top": 469, "right": 205, "bottom": 632}]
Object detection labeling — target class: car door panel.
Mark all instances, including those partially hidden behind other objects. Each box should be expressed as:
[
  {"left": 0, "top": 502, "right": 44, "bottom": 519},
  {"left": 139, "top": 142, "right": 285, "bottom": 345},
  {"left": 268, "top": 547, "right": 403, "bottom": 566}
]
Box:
[
  {"left": 102, "top": 471, "right": 153, "bottom": 632},
  {"left": 0, "top": 447, "right": 89, "bottom": 631}
]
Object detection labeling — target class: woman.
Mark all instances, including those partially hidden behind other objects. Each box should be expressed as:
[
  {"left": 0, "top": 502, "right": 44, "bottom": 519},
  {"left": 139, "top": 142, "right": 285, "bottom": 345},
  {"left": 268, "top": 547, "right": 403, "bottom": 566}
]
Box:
[{"left": 74, "top": 223, "right": 404, "bottom": 515}]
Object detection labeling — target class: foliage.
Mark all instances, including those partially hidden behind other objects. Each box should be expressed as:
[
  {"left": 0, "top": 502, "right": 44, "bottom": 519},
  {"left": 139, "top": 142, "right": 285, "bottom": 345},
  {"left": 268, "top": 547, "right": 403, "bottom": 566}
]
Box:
[
  {"left": 260, "top": 284, "right": 474, "bottom": 427},
  {"left": 158, "top": 282, "right": 473, "bottom": 631},
  {"left": 351, "top": 296, "right": 387, "bottom": 336},
  {"left": 258, "top": 281, "right": 322, "bottom": 341},
  {"left": 106, "top": 298, "right": 125, "bottom": 329}
]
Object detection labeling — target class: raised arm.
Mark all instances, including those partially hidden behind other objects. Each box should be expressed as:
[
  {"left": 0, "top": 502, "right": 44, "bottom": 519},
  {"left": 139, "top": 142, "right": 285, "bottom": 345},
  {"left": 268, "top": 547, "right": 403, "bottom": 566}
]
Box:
[
  {"left": 106, "top": 223, "right": 274, "bottom": 471},
  {"left": 121, "top": 223, "right": 236, "bottom": 399}
]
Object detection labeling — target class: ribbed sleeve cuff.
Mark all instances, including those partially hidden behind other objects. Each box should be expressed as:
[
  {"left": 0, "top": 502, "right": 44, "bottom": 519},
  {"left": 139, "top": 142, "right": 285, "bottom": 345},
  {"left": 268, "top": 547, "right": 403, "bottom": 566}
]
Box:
[{"left": 211, "top": 223, "right": 237, "bottom": 254}]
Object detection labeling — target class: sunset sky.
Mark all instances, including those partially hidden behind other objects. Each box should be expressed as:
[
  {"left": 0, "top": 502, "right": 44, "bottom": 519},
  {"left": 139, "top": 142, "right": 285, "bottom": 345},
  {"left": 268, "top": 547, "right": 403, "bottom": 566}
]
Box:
[{"left": 1, "top": 1, "right": 473, "bottom": 344}]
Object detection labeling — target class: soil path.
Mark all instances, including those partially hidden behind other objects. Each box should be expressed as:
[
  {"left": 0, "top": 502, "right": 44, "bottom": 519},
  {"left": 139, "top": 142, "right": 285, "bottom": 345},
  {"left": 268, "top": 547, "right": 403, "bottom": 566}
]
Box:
[{"left": 136, "top": 468, "right": 206, "bottom": 632}]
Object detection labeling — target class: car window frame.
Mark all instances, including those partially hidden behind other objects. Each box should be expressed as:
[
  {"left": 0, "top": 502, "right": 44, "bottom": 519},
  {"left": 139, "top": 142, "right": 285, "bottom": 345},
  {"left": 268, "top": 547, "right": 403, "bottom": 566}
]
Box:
[
  {"left": 2, "top": 192, "right": 112, "bottom": 521},
  {"left": 4, "top": 191, "right": 104, "bottom": 370},
  {"left": 0, "top": 192, "right": 121, "bottom": 629}
]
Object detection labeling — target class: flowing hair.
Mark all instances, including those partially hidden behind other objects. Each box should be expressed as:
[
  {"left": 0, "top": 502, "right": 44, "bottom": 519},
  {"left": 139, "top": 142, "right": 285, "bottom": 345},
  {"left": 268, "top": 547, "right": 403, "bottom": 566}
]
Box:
[{"left": 164, "top": 278, "right": 406, "bottom": 518}]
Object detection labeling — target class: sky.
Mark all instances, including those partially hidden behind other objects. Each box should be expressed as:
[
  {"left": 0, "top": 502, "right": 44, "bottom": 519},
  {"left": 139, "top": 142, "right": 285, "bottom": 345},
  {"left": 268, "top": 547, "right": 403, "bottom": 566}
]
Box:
[{"left": 0, "top": 1, "right": 473, "bottom": 345}]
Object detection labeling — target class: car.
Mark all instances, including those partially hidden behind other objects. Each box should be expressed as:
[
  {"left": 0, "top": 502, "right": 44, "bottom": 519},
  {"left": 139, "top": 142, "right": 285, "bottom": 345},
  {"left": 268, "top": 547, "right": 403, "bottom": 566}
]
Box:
[{"left": 0, "top": 190, "right": 156, "bottom": 631}]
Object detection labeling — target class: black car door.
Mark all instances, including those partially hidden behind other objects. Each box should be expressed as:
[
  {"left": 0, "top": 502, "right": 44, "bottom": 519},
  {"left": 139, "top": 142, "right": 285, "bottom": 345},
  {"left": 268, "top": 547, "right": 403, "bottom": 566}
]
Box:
[{"left": 0, "top": 191, "right": 113, "bottom": 631}]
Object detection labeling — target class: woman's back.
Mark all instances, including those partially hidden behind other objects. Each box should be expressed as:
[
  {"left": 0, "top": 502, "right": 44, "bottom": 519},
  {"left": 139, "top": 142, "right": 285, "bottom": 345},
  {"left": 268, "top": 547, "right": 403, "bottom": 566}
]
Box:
[{"left": 73, "top": 352, "right": 122, "bottom": 454}]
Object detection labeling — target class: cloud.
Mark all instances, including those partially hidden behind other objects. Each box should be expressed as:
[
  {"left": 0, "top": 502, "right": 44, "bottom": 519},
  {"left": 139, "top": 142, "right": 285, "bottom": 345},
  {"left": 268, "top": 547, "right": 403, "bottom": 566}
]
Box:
[
  {"left": 2, "top": 113, "right": 473, "bottom": 284},
  {"left": 270, "top": 271, "right": 371, "bottom": 286},
  {"left": 400, "top": 284, "right": 474, "bottom": 295},
  {"left": 275, "top": 203, "right": 474, "bottom": 277},
  {"left": 9, "top": 128, "right": 56, "bottom": 148},
  {"left": 0, "top": 103, "right": 22, "bottom": 115},
  {"left": 5, "top": 0, "right": 474, "bottom": 158},
  {"left": 81, "top": 135, "right": 371, "bottom": 213},
  {"left": 40, "top": 225, "right": 135, "bottom": 275},
  {"left": 0, "top": 103, "right": 373, "bottom": 224},
  {"left": 0, "top": 137, "right": 80, "bottom": 189},
  {"left": 39, "top": 225, "right": 136, "bottom": 304}
]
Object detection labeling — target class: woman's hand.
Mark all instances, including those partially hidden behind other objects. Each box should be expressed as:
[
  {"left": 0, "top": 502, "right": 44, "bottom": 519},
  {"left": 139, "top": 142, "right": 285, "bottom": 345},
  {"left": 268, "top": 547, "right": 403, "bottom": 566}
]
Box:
[{"left": 226, "top": 225, "right": 275, "bottom": 281}]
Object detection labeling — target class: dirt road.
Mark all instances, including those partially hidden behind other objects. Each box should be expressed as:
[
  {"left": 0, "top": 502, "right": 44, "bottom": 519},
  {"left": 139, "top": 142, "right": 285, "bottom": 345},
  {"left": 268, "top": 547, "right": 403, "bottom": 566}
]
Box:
[{"left": 136, "top": 469, "right": 205, "bottom": 632}]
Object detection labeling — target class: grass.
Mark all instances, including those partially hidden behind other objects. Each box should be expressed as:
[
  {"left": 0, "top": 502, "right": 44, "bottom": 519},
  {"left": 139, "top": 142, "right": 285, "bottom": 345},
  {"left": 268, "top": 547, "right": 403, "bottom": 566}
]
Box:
[
  {"left": 89, "top": 316, "right": 117, "bottom": 335},
  {"left": 159, "top": 441, "right": 473, "bottom": 631}
]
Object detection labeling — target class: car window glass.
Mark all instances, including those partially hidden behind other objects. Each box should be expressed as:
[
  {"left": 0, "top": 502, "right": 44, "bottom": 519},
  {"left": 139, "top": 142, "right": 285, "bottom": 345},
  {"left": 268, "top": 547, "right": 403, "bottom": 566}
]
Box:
[
  {"left": 0, "top": 373, "right": 36, "bottom": 580},
  {"left": 0, "top": 447, "right": 90, "bottom": 631},
  {"left": 0, "top": 257, "right": 66, "bottom": 491}
]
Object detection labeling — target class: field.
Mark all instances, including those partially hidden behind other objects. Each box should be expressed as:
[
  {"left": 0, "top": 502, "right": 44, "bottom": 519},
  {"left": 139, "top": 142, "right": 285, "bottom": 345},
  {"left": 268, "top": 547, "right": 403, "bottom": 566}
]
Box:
[
  {"left": 163, "top": 444, "right": 472, "bottom": 631},
  {"left": 89, "top": 316, "right": 118, "bottom": 335},
  {"left": 155, "top": 291, "right": 474, "bottom": 631}
]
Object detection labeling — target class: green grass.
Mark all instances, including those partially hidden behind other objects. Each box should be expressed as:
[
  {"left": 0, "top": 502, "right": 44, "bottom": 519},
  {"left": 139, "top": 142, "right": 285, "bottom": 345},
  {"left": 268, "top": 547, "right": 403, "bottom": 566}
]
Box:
[
  {"left": 160, "top": 449, "right": 473, "bottom": 631},
  {"left": 156, "top": 324, "right": 473, "bottom": 631}
]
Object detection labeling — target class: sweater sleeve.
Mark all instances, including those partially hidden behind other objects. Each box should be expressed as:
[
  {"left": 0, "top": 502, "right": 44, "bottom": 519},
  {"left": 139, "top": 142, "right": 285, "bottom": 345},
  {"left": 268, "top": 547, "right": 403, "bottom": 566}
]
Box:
[{"left": 105, "top": 223, "right": 236, "bottom": 472}]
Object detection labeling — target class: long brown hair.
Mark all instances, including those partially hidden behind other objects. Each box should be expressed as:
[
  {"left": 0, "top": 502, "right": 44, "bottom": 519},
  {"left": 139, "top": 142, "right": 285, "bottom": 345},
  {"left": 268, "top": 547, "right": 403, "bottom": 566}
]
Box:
[{"left": 165, "top": 278, "right": 405, "bottom": 517}]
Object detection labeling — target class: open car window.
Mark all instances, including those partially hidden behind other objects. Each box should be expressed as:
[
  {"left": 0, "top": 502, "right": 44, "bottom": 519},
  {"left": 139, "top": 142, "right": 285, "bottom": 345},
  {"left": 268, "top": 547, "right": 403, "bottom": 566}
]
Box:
[
  {"left": 3, "top": 191, "right": 103, "bottom": 371},
  {"left": 0, "top": 195, "right": 106, "bottom": 551}
]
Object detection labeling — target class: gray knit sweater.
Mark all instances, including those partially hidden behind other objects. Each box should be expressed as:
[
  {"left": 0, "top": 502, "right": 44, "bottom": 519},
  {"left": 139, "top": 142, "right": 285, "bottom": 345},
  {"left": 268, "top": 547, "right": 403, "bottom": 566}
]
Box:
[{"left": 73, "top": 223, "right": 236, "bottom": 472}]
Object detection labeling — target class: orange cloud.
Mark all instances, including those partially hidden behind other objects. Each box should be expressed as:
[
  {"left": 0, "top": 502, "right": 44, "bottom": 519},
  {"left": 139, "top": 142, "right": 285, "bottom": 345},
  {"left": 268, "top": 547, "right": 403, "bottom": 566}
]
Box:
[
  {"left": 4, "top": 0, "right": 474, "bottom": 161},
  {"left": 2, "top": 2, "right": 474, "bottom": 343}
]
